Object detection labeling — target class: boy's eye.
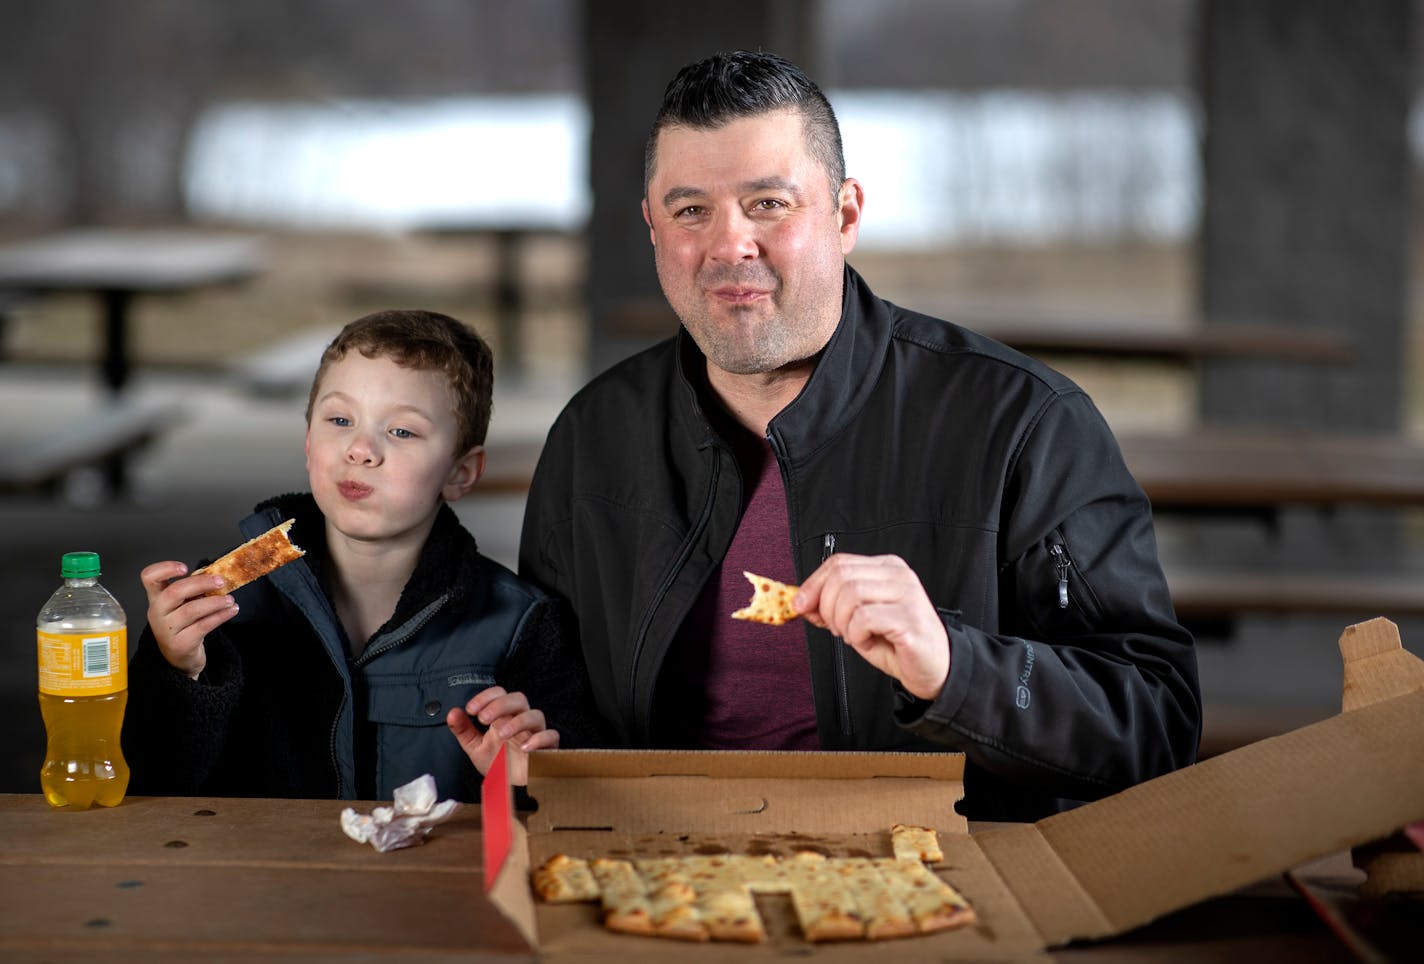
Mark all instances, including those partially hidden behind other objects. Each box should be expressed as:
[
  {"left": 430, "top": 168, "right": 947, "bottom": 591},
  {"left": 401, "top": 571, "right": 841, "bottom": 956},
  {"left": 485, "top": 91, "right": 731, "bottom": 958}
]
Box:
[
  {"left": 328, "top": 416, "right": 352, "bottom": 427},
  {"left": 390, "top": 427, "right": 416, "bottom": 440}
]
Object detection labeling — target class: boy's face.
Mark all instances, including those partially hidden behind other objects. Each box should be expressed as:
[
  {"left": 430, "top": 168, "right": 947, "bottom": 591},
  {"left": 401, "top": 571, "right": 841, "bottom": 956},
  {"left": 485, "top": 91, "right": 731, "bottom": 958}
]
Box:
[{"left": 305, "top": 352, "right": 483, "bottom": 544}]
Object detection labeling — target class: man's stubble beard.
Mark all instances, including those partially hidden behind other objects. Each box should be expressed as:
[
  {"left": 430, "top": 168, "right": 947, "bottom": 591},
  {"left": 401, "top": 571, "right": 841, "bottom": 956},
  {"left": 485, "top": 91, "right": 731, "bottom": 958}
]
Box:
[{"left": 666, "top": 263, "right": 818, "bottom": 376}]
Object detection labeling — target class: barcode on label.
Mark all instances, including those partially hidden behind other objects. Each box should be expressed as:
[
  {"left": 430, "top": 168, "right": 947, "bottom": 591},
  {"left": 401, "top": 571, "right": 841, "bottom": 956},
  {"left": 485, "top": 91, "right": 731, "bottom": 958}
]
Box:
[{"left": 81, "top": 636, "right": 111, "bottom": 678}]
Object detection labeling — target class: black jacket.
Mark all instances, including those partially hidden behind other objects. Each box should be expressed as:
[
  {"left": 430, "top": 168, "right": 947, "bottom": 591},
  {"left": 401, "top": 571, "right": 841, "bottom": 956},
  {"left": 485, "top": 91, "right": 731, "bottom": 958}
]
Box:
[
  {"left": 520, "top": 265, "right": 1200, "bottom": 820},
  {"left": 124, "top": 493, "right": 600, "bottom": 802}
]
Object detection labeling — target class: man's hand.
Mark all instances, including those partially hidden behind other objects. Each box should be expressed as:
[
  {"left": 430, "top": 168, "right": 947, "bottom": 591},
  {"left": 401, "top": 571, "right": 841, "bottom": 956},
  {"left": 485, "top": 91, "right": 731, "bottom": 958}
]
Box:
[
  {"left": 446, "top": 685, "right": 560, "bottom": 787},
  {"left": 794, "top": 553, "right": 950, "bottom": 701},
  {"left": 140, "top": 561, "right": 239, "bottom": 680}
]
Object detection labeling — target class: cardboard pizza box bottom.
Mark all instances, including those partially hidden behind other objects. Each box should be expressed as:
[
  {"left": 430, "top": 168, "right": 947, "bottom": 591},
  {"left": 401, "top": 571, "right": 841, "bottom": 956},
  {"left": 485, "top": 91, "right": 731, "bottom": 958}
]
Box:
[{"left": 484, "top": 618, "right": 1424, "bottom": 960}]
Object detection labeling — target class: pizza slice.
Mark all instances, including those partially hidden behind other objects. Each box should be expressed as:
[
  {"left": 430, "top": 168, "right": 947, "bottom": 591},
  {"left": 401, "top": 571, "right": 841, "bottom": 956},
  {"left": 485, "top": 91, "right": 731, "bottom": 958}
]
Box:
[
  {"left": 197, "top": 518, "right": 305, "bottom": 595},
  {"left": 730, "top": 571, "right": 801, "bottom": 626},
  {"left": 784, "top": 851, "right": 866, "bottom": 942},
  {"left": 891, "top": 823, "right": 945, "bottom": 864},
  {"left": 590, "top": 858, "right": 655, "bottom": 936},
  {"left": 833, "top": 858, "right": 918, "bottom": 940},
  {"left": 647, "top": 878, "right": 708, "bottom": 942},
  {"left": 874, "top": 858, "right": 977, "bottom": 935},
  {"left": 531, "top": 853, "right": 601, "bottom": 903},
  {"left": 697, "top": 885, "right": 767, "bottom": 943}
]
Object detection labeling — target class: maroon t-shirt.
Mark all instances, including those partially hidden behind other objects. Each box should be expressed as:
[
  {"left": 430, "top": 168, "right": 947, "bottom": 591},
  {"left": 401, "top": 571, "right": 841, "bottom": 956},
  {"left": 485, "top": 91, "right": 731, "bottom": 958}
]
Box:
[{"left": 655, "top": 440, "right": 820, "bottom": 750}]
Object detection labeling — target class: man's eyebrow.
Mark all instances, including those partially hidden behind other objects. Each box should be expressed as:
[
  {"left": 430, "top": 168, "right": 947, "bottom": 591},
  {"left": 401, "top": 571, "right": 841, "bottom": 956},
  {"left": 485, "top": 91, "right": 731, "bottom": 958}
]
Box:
[
  {"left": 660, "top": 185, "right": 705, "bottom": 207},
  {"left": 742, "top": 176, "right": 804, "bottom": 197},
  {"left": 660, "top": 177, "right": 807, "bottom": 208}
]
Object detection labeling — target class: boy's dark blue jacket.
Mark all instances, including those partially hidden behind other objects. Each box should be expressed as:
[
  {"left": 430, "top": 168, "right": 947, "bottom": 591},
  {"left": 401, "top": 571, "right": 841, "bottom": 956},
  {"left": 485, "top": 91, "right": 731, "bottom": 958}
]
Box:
[{"left": 123, "top": 492, "right": 600, "bottom": 802}]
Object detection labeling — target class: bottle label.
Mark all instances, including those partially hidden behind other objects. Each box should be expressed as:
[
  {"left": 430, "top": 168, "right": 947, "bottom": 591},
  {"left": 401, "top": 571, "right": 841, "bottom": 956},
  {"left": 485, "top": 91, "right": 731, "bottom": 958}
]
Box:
[{"left": 37, "top": 629, "right": 128, "bottom": 696}]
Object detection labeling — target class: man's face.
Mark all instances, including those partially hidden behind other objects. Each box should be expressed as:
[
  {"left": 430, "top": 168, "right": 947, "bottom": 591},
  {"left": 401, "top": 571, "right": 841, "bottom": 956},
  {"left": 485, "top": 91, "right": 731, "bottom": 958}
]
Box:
[{"left": 642, "top": 109, "right": 862, "bottom": 376}]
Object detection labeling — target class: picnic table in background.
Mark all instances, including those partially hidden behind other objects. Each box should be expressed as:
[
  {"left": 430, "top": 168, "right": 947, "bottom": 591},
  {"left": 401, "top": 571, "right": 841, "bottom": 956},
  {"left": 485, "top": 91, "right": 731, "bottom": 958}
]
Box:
[
  {"left": 0, "top": 228, "right": 264, "bottom": 497},
  {"left": 415, "top": 223, "right": 581, "bottom": 381},
  {"left": 1117, "top": 427, "right": 1424, "bottom": 630},
  {"left": 949, "top": 304, "right": 1355, "bottom": 365}
]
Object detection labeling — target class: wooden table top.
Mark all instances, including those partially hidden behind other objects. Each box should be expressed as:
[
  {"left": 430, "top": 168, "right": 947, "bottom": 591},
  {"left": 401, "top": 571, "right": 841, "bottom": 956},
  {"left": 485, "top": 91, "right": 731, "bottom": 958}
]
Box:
[
  {"left": 926, "top": 302, "right": 1357, "bottom": 364},
  {"left": 0, "top": 794, "right": 528, "bottom": 962},
  {"left": 0, "top": 228, "right": 262, "bottom": 293},
  {"left": 2, "top": 793, "right": 1412, "bottom": 961},
  {"left": 1118, "top": 428, "right": 1424, "bottom": 510}
]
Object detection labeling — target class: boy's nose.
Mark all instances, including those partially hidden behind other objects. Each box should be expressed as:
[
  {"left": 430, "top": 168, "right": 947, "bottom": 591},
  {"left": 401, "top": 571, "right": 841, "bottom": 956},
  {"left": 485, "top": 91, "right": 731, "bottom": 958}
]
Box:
[{"left": 346, "top": 435, "right": 380, "bottom": 465}]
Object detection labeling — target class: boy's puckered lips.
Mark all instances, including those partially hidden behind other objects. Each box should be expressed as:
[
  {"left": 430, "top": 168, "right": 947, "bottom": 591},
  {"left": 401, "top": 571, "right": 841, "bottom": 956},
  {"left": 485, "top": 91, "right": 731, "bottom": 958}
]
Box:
[{"left": 338, "top": 480, "right": 373, "bottom": 500}]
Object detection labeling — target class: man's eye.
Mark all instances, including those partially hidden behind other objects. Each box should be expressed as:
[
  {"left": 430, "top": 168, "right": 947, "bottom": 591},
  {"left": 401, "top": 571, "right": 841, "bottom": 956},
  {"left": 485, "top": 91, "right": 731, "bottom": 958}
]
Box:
[
  {"left": 674, "top": 205, "right": 705, "bottom": 219},
  {"left": 751, "top": 198, "right": 786, "bottom": 212}
]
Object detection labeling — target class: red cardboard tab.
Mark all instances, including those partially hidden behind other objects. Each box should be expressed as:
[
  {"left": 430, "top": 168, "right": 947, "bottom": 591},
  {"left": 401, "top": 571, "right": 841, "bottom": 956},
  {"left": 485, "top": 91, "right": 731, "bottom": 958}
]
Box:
[{"left": 481, "top": 743, "right": 513, "bottom": 893}]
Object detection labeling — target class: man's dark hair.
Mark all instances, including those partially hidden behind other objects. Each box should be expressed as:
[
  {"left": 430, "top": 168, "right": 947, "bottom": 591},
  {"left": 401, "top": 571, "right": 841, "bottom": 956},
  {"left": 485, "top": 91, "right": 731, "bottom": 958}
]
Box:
[{"left": 643, "top": 50, "right": 845, "bottom": 199}]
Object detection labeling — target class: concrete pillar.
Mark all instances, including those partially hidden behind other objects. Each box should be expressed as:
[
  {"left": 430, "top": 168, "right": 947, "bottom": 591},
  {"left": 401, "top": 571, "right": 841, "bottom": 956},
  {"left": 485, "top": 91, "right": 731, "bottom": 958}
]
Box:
[{"left": 1196, "top": 0, "right": 1412, "bottom": 431}]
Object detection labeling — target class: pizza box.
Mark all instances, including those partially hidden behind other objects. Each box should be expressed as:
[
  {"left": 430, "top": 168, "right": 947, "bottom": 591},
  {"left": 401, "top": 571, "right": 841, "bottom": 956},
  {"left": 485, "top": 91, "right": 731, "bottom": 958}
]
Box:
[{"left": 482, "top": 617, "right": 1424, "bottom": 960}]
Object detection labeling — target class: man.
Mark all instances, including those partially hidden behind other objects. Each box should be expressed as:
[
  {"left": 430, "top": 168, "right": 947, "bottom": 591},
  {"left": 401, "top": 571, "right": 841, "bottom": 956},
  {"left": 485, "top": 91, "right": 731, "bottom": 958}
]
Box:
[{"left": 520, "top": 50, "right": 1200, "bottom": 820}]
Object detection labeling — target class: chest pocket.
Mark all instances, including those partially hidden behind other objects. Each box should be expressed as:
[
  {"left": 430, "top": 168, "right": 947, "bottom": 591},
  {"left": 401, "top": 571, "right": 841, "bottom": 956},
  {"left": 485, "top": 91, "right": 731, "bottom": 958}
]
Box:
[{"left": 364, "top": 668, "right": 498, "bottom": 801}]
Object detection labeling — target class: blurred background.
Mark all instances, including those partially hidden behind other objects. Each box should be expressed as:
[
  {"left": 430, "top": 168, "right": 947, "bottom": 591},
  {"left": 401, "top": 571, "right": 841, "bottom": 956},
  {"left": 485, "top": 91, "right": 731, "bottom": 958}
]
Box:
[{"left": 1, "top": 0, "right": 1421, "bottom": 793}]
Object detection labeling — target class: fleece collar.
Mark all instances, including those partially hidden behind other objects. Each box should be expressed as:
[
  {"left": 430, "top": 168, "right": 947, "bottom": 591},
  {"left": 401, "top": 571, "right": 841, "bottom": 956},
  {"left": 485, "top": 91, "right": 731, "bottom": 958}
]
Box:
[{"left": 249, "top": 493, "right": 482, "bottom": 634}]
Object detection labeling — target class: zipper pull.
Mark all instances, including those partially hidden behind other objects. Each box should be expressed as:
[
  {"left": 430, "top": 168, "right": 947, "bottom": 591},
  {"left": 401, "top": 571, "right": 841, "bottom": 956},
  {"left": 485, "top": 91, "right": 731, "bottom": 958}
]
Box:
[
  {"left": 1049, "top": 544, "right": 1070, "bottom": 609},
  {"left": 822, "top": 532, "right": 837, "bottom": 562}
]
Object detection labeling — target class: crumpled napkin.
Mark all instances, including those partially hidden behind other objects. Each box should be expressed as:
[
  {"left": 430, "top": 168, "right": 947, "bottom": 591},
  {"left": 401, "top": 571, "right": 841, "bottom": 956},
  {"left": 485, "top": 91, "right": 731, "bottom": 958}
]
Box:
[{"left": 340, "top": 773, "right": 462, "bottom": 853}]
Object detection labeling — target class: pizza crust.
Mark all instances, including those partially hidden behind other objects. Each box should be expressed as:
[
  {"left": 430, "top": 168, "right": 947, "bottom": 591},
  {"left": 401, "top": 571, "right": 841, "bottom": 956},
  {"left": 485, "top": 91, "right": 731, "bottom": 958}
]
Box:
[
  {"left": 532, "top": 854, "right": 600, "bottom": 903},
  {"left": 196, "top": 519, "right": 305, "bottom": 595},
  {"left": 730, "top": 571, "right": 801, "bottom": 626},
  {"left": 891, "top": 822, "right": 945, "bottom": 863}
]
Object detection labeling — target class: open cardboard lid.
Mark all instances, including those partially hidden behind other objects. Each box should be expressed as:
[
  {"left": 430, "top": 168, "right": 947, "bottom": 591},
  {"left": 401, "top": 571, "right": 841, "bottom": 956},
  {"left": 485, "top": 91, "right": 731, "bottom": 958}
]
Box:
[
  {"left": 525, "top": 749, "right": 967, "bottom": 836},
  {"left": 484, "top": 618, "right": 1424, "bottom": 955},
  {"left": 975, "top": 617, "right": 1424, "bottom": 946}
]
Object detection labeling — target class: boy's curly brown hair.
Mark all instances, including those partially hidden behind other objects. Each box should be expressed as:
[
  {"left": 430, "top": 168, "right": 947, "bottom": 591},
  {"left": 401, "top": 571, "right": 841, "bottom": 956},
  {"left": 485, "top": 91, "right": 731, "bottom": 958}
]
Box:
[{"left": 306, "top": 309, "right": 494, "bottom": 456}]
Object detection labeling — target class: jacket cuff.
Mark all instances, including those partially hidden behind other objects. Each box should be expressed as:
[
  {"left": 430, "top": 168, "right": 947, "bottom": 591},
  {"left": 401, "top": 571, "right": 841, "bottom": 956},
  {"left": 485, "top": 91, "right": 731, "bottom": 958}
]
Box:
[{"left": 894, "top": 610, "right": 974, "bottom": 732}]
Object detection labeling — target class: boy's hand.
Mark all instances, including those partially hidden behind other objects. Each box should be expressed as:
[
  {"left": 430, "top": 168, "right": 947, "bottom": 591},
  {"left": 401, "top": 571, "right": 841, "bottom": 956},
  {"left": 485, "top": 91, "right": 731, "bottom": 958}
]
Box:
[
  {"left": 446, "top": 685, "right": 560, "bottom": 787},
  {"left": 140, "top": 561, "right": 238, "bottom": 680}
]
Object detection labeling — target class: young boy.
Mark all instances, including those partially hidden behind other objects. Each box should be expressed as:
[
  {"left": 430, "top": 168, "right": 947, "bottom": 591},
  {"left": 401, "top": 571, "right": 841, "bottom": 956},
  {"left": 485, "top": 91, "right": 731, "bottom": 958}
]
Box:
[{"left": 122, "top": 309, "right": 598, "bottom": 801}]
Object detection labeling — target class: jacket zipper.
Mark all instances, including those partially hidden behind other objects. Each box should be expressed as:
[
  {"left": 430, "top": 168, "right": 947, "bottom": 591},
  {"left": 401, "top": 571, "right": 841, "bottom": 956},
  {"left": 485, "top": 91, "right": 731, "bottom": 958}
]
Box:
[
  {"left": 354, "top": 596, "right": 448, "bottom": 668},
  {"left": 822, "top": 532, "right": 854, "bottom": 736},
  {"left": 1048, "top": 543, "right": 1070, "bottom": 609},
  {"left": 338, "top": 595, "right": 448, "bottom": 796},
  {"left": 628, "top": 448, "right": 722, "bottom": 739}
]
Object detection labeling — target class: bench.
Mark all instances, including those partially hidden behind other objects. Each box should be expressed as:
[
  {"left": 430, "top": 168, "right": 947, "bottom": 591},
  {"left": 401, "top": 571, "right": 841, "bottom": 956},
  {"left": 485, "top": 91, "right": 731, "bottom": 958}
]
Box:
[
  {"left": 1118, "top": 428, "right": 1424, "bottom": 514},
  {"left": 472, "top": 438, "right": 542, "bottom": 495},
  {"left": 0, "top": 397, "right": 184, "bottom": 497},
  {"left": 1164, "top": 566, "right": 1424, "bottom": 621},
  {"left": 1162, "top": 563, "right": 1424, "bottom": 639}
]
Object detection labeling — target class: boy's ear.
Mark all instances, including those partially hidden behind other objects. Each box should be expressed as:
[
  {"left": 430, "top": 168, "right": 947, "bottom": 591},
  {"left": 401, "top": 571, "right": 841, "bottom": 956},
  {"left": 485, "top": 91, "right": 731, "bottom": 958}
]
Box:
[{"left": 442, "top": 445, "right": 486, "bottom": 502}]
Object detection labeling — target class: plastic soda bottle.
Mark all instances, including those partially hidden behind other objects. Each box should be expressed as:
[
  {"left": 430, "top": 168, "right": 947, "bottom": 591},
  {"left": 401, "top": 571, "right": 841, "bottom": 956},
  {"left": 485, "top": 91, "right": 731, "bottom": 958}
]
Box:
[{"left": 36, "top": 551, "right": 130, "bottom": 809}]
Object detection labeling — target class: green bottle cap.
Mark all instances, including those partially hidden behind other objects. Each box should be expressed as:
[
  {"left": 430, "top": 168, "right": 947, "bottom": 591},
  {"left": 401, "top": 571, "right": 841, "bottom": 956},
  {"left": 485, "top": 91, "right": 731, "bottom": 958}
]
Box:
[{"left": 61, "top": 552, "right": 101, "bottom": 579}]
